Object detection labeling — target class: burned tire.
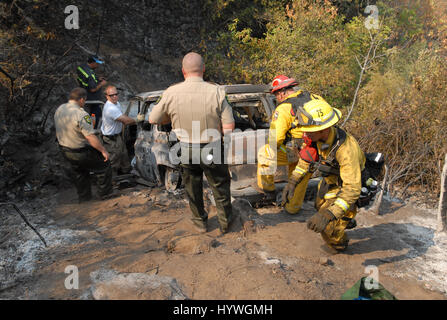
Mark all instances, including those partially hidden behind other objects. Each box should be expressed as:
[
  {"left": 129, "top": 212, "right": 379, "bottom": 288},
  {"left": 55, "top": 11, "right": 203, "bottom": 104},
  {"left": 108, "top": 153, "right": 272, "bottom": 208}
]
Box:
[{"left": 161, "top": 166, "right": 181, "bottom": 191}]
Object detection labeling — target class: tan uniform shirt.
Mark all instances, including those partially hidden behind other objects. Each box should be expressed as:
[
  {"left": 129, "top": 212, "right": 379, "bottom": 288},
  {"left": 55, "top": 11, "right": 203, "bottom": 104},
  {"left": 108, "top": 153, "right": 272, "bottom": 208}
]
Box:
[
  {"left": 54, "top": 101, "right": 96, "bottom": 149},
  {"left": 149, "top": 77, "right": 235, "bottom": 144}
]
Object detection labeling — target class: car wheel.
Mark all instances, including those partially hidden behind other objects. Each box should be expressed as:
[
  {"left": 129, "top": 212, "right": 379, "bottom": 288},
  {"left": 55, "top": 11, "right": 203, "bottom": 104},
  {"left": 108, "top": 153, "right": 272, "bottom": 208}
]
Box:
[{"left": 164, "top": 166, "right": 181, "bottom": 191}]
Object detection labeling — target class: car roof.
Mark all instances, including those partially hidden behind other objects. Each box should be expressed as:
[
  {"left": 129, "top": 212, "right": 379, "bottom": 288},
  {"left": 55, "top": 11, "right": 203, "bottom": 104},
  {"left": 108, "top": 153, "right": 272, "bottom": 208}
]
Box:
[
  {"left": 224, "top": 84, "right": 271, "bottom": 94},
  {"left": 132, "top": 90, "right": 165, "bottom": 101},
  {"left": 131, "top": 84, "right": 271, "bottom": 102}
]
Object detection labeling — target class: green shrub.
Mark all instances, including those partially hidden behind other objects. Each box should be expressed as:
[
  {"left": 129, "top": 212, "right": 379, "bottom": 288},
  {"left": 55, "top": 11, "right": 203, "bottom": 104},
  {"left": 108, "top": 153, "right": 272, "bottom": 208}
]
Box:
[{"left": 204, "top": 0, "right": 356, "bottom": 107}]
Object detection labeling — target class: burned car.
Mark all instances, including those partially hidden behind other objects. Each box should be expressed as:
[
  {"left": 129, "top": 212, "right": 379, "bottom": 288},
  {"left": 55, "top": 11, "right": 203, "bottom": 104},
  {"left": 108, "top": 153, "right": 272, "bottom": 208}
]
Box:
[{"left": 122, "top": 84, "right": 316, "bottom": 202}]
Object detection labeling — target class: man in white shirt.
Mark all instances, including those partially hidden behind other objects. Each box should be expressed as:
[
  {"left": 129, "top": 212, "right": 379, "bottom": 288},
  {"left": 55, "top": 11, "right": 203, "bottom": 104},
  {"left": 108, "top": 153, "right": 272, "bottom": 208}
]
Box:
[{"left": 101, "top": 85, "right": 136, "bottom": 175}]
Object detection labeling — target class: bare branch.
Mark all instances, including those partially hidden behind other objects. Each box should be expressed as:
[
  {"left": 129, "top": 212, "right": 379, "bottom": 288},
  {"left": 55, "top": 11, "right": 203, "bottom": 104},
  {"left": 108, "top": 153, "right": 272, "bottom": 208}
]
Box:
[
  {"left": 342, "top": 33, "right": 375, "bottom": 126},
  {"left": 0, "top": 65, "right": 16, "bottom": 99},
  {"left": 399, "top": 169, "right": 428, "bottom": 197},
  {"left": 0, "top": 66, "right": 16, "bottom": 82},
  {"left": 355, "top": 55, "right": 362, "bottom": 69}
]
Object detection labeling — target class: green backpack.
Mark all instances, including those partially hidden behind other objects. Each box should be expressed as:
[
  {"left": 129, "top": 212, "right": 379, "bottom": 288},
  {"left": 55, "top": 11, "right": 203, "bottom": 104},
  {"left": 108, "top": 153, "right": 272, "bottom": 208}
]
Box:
[{"left": 341, "top": 277, "right": 398, "bottom": 300}]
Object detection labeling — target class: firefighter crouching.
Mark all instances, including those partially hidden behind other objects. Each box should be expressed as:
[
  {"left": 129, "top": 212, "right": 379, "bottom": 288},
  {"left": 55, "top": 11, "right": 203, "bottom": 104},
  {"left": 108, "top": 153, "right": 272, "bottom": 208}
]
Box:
[
  {"left": 256, "top": 75, "right": 329, "bottom": 215},
  {"left": 282, "top": 99, "right": 365, "bottom": 252}
]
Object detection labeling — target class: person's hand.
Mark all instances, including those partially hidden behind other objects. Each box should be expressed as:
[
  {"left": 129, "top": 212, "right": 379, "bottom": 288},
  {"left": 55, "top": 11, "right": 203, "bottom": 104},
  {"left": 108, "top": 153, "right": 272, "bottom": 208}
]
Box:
[
  {"left": 99, "top": 79, "right": 107, "bottom": 87},
  {"left": 101, "top": 150, "right": 110, "bottom": 162},
  {"left": 280, "top": 171, "right": 305, "bottom": 207},
  {"left": 300, "top": 145, "right": 318, "bottom": 163},
  {"left": 307, "top": 209, "right": 335, "bottom": 233},
  {"left": 136, "top": 113, "right": 145, "bottom": 123},
  {"left": 281, "top": 181, "right": 296, "bottom": 207}
]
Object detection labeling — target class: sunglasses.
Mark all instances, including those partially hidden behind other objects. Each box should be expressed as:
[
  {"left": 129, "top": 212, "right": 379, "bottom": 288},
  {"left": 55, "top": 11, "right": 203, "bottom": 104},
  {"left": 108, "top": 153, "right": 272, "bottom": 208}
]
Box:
[{"left": 108, "top": 93, "right": 119, "bottom": 97}]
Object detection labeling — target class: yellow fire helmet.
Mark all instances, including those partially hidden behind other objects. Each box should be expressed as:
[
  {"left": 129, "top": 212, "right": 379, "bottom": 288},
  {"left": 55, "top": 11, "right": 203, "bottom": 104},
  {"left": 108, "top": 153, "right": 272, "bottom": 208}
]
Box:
[{"left": 296, "top": 99, "right": 342, "bottom": 132}]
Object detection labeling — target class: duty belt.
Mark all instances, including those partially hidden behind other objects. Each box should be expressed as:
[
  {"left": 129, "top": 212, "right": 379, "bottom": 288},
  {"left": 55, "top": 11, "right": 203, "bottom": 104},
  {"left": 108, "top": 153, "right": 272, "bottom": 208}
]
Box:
[
  {"left": 103, "top": 133, "right": 120, "bottom": 140},
  {"left": 59, "top": 145, "right": 89, "bottom": 153}
]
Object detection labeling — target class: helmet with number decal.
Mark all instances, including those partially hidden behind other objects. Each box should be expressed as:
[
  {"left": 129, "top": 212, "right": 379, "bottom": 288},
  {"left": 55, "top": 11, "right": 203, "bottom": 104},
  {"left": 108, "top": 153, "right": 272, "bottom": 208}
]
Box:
[
  {"left": 297, "top": 99, "right": 342, "bottom": 132},
  {"left": 270, "top": 75, "right": 298, "bottom": 93}
]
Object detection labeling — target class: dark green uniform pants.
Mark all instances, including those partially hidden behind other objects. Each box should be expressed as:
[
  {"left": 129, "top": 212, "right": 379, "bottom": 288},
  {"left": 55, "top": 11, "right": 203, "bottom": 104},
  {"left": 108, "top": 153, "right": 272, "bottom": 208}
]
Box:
[
  {"left": 61, "top": 146, "right": 113, "bottom": 202},
  {"left": 180, "top": 143, "right": 232, "bottom": 232},
  {"left": 102, "top": 134, "right": 132, "bottom": 176}
]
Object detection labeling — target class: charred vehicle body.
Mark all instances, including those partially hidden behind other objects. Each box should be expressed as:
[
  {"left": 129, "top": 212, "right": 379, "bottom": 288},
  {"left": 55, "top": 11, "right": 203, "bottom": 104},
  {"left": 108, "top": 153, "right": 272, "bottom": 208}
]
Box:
[{"left": 123, "top": 85, "right": 319, "bottom": 203}]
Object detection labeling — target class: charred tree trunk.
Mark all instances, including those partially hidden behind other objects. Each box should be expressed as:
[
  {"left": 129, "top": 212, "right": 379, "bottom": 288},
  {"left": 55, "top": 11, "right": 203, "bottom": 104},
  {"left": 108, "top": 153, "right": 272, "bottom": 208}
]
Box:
[
  {"left": 369, "top": 164, "right": 388, "bottom": 215},
  {"left": 231, "top": 198, "right": 265, "bottom": 236}
]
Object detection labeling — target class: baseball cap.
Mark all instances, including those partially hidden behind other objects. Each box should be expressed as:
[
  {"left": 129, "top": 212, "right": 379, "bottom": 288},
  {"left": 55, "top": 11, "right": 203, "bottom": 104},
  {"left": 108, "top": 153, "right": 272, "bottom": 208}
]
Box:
[{"left": 88, "top": 55, "right": 104, "bottom": 64}]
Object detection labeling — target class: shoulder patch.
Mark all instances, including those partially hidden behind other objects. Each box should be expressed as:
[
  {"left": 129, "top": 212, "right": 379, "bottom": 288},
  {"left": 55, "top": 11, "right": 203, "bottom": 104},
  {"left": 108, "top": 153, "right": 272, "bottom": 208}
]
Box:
[
  {"left": 273, "top": 111, "right": 279, "bottom": 121},
  {"left": 84, "top": 115, "right": 92, "bottom": 125}
]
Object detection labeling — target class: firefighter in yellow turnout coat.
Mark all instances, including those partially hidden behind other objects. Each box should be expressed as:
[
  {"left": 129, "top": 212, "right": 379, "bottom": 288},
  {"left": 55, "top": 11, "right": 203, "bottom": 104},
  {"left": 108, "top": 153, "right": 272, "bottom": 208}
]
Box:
[
  {"left": 282, "top": 99, "right": 365, "bottom": 252},
  {"left": 257, "top": 75, "right": 327, "bottom": 214}
]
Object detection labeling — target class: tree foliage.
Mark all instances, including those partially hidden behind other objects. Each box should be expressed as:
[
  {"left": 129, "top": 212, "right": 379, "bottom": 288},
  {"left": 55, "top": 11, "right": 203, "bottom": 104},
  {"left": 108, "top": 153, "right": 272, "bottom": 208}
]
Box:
[{"left": 205, "top": 0, "right": 357, "bottom": 107}]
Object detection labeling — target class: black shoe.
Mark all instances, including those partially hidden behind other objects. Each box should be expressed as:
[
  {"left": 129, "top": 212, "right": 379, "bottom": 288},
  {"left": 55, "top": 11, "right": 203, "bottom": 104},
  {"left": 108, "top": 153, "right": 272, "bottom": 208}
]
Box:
[
  {"left": 346, "top": 219, "right": 357, "bottom": 230},
  {"left": 78, "top": 195, "right": 92, "bottom": 204},
  {"left": 100, "top": 190, "right": 120, "bottom": 200},
  {"left": 117, "top": 179, "right": 134, "bottom": 189}
]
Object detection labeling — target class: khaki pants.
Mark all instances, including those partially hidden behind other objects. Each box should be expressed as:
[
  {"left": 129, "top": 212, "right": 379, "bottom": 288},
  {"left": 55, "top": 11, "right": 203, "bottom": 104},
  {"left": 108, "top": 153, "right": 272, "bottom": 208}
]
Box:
[
  {"left": 257, "top": 144, "right": 311, "bottom": 214},
  {"left": 102, "top": 134, "right": 131, "bottom": 175}
]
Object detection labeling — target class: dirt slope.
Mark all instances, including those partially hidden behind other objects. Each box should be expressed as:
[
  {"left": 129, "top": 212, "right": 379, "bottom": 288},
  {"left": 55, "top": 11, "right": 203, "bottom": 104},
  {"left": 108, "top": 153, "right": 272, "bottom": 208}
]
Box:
[{"left": 1, "top": 183, "right": 446, "bottom": 300}]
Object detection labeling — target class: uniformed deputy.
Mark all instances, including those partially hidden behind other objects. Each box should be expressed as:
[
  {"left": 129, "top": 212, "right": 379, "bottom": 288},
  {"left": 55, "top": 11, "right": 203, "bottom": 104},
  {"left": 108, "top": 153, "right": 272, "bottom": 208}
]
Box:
[
  {"left": 54, "top": 88, "right": 113, "bottom": 203},
  {"left": 256, "top": 75, "right": 327, "bottom": 214},
  {"left": 283, "top": 99, "right": 365, "bottom": 252},
  {"left": 77, "top": 55, "right": 107, "bottom": 129},
  {"left": 149, "top": 52, "right": 235, "bottom": 234}
]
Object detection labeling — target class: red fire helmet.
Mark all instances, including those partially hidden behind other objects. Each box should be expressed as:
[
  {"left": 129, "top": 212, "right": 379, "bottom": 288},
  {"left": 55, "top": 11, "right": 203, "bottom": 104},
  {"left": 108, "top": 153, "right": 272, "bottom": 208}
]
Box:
[{"left": 271, "top": 75, "right": 298, "bottom": 93}]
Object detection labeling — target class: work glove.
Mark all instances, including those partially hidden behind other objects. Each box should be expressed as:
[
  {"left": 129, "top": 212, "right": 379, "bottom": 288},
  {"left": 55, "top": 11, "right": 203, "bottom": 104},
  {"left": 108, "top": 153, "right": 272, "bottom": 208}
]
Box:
[
  {"left": 281, "top": 172, "right": 304, "bottom": 207},
  {"left": 299, "top": 145, "right": 318, "bottom": 163},
  {"left": 136, "top": 114, "right": 145, "bottom": 123},
  {"left": 307, "top": 208, "right": 335, "bottom": 233}
]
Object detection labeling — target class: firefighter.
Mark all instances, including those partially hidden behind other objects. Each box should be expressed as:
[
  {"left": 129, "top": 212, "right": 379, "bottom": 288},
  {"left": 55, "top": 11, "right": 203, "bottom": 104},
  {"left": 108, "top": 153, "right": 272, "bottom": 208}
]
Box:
[
  {"left": 256, "top": 75, "right": 327, "bottom": 214},
  {"left": 281, "top": 99, "right": 365, "bottom": 252}
]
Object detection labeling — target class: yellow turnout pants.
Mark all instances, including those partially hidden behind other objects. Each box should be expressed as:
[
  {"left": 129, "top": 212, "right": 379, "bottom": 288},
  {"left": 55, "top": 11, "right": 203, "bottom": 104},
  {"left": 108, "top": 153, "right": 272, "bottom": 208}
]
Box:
[
  {"left": 257, "top": 144, "right": 311, "bottom": 214},
  {"left": 315, "top": 180, "right": 357, "bottom": 250}
]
